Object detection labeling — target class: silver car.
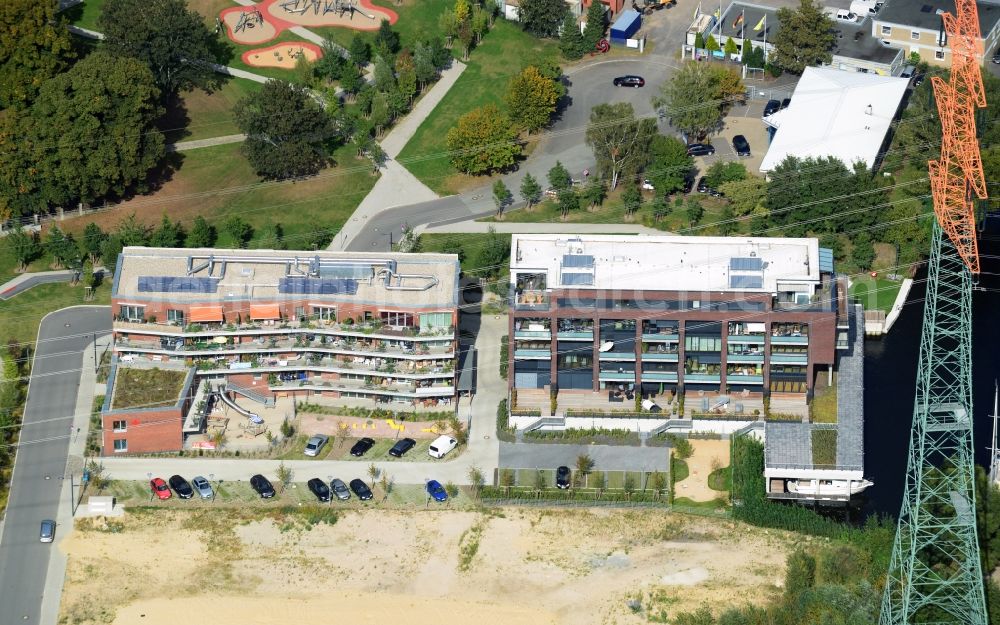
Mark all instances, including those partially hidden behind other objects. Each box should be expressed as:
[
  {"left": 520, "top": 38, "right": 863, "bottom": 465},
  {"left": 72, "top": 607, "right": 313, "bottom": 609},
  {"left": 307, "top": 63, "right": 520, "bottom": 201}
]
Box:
[
  {"left": 303, "top": 434, "right": 329, "bottom": 457},
  {"left": 330, "top": 478, "right": 351, "bottom": 501},
  {"left": 191, "top": 476, "right": 213, "bottom": 499},
  {"left": 40, "top": 519, "right": 55, "bottom": 543}
]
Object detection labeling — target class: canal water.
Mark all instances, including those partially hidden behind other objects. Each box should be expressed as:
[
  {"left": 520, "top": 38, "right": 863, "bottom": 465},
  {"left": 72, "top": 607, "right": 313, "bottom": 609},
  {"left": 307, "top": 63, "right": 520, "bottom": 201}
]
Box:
[{"left": 863, "top": 217, "right": 1000, "bottom": 517}]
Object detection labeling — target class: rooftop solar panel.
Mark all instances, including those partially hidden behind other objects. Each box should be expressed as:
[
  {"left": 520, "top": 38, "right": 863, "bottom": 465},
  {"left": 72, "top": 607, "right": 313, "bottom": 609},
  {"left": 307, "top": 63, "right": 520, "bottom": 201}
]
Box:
[
  {"left": 279, "top": 277, "right": 359, "bottom": 295},
  {"left": 562, "top": 273, "right": 594, "bottom": 285},
  {"left": 137, "top": 276, "right": 220, "bottom": 293},
  {"left": 730, "top": 275, "right": 764, "bottom": 289},
  {"left": 730, "top": 257, "right": 763, "bottom": 271},
  {"left": 562, "top": 254, "right": 594, "bottom": 268}
]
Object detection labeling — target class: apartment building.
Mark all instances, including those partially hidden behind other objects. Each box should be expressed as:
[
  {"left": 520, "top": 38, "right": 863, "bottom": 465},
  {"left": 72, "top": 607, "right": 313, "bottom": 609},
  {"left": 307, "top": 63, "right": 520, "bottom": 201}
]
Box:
[
  {"left": 872, "top": 0, "right": 1000, "bottom": 66},
  {"left": 507, "top": 235, "right": 846, "bottom": 417},
  {"left": 103, "top": 247, "right": 460, "bottom": 454}
]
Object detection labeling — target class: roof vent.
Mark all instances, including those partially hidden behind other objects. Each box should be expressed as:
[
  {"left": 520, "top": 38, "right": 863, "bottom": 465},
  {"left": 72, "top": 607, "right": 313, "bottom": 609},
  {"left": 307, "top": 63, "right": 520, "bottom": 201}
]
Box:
[{"left": 865, "top": 104, "right": 873, "bottom": 115}]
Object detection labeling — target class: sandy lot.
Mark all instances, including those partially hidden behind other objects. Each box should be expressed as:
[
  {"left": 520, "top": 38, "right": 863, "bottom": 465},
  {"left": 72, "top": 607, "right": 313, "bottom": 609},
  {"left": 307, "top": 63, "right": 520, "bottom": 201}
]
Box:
[
  {"left": 242, "top": 43, "right": 323, "bottom": 69},
  {"left": 266, "top": 0, "right": 397, "bottom": 30},
  {"left": 221, "top": 7, "right": 279, "bottom": 45},
  {"left": 59, "top": 507, "right": 790, "bottom": 625},
  {"left": 674, "top": 439, "right": 731, "bottom": 502}
]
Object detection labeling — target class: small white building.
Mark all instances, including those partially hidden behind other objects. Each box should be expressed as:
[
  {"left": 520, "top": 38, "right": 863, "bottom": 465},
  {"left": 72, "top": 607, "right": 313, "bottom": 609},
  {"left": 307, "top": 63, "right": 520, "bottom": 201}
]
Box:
[{"left": 759, "top": 66, "right": 909, "bottom": 175}]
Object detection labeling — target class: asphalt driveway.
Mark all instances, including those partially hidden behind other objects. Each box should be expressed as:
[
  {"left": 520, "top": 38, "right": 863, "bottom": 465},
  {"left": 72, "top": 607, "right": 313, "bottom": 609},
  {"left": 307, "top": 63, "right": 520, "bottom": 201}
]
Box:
[{"left": 499, "top": 441, "right": 669, "bottom": 472}]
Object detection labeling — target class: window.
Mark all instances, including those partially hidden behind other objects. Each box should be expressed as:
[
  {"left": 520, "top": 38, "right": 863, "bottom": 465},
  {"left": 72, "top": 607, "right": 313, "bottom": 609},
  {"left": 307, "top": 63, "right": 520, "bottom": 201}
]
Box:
[
  {"left": 911, "top": 30, "right": 920, "bottom": 40},
  {"left": 881, "top": 25, "right": 892, "bottom": 36},
  {"left": 419, "top": 312, "right": 452, "bottom": 331},
  {"left": 294, "top": 306, "right": 305, "bottom": 319},
  {"left": 935, "top": 48, "right": 945, "bottom": 59},
  {"left": 112, "top": 420, "right": 127, "bottom": 432},
  {"left": 381, "top": 311, "right": 414, "bottom": 327},
  {"left": 313, "top": 306, "right": 336, "bottom": 321},
  {"left": 119, "top": 304, "right": 145, "bottom": 321},
  {"left": 113, "top": 439, "right": 127, "bottom": 452},
  {"left": 166, "top": 309, "right": 184, "bottom": 324}
]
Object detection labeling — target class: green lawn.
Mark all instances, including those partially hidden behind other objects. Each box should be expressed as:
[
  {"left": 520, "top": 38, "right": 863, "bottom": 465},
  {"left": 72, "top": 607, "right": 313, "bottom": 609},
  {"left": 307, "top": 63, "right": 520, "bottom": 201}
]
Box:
[
  {"left": 160, "top": 78, "right": 262, "bottom": 144},
  {"left": 811, "top": 375, "right": 838, "bottom": 424},
  {"left": 310, "top": 0, "right": 451, "bottom": 52},
  {"left": 397, "top": 20, "right": 560, "bottom": 195},
  {"left": 63, "top": 0, "right": 106, "bottom": 31},
  {"left": 849, "top": 275, "right": 903, "bottom": 315},
  {"left": 671, "top": 458, "right": 689, "bottom": 484},
  {"left": 812, "top": 429, "right": 838, "bottom": 467},
  {"left": 0, "top": 281, "right": 111, "bottom": 345},
  {"left": 111, "top": 367, "right": 188, "bottom": 410},
  {"left": 707, "top": 466, "right": 731, "bottom": 492},
  {"left": 419, "top": 232, "right": 511, "bottom": 276}
]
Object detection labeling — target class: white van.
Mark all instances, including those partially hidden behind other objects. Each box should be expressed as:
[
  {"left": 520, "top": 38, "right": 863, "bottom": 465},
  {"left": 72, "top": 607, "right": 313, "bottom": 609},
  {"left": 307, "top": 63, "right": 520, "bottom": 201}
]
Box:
[
  {"left": 835, "top": 9, "right": 858, "bottom": 21},
  {"left": 428, "top": 435, "right": 457, "bottom": 459}
]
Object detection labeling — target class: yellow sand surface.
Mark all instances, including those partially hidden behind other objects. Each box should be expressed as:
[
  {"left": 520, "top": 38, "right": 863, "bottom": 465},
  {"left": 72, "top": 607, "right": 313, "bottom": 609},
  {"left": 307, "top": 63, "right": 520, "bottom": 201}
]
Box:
[
  {"left": 245, "top": 44, "right": 321, "bottom": 69},
  {"left": 223, "top": 9, "right": 278, "bottom": 45}
]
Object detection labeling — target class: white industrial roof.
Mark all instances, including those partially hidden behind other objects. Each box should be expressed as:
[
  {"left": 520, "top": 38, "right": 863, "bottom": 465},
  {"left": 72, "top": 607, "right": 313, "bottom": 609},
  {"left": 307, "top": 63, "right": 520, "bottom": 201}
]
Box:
[
  {"left": 510, "top": 234, "right": 820, "bottom": 293},
  {"left": 759, "top": 66, "right": 909, "bottom": 174}
]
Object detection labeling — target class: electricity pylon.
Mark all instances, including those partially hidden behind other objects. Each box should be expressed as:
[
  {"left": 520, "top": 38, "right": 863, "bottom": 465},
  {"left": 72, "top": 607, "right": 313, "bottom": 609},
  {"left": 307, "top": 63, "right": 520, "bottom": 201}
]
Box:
[{"left": 879, "top": 0, "right": 989, "bottom": 622}]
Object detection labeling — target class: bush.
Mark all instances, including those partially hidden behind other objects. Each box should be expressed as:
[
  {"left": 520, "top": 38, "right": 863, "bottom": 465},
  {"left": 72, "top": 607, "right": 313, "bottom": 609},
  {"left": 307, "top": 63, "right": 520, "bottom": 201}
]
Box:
[
  {"left": 497, "top": 399, "right": 515, "bottom": 442},
  {"left": 668, "top": 434, "right": 694, "bottom": 459},
  {"left": 499, "top": 335, "right": 509, "bottom": 378}
]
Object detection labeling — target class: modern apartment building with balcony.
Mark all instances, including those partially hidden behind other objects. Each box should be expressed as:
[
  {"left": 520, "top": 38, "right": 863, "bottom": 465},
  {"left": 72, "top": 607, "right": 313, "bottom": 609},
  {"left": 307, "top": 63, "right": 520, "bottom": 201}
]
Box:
[
  {"left": 507, "top": 234, "right": 848, "bottom": 427},
  {"left": 103, "top": 247, "right": 460, "bottom": 454}
]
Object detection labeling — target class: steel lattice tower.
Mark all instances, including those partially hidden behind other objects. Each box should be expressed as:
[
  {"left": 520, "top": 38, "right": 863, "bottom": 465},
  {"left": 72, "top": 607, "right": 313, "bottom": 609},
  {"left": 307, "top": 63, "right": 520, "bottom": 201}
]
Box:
[{"left": 879, "top": 0, "right": 989, "bottom": 622}]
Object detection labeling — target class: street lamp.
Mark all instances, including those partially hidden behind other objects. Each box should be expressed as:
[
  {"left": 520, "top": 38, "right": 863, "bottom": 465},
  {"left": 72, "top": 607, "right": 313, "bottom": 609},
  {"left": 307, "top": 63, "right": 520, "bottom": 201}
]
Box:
[{"left": 209, "top": 473, "right": 216, "bottom": 501}]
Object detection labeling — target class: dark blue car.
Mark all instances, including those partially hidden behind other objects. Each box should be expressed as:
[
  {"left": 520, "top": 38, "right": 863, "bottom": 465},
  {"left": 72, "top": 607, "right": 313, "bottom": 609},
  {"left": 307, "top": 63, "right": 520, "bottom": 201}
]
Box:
[{"left": 426, "top": 479, "right": 448, "bottom": 503}]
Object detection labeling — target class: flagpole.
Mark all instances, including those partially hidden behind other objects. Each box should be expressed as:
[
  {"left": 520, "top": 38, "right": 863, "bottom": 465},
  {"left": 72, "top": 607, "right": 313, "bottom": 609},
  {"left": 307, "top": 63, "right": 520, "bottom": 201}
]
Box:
[{"left": 762, "top": 14, "right": 767, "bottom": 62}]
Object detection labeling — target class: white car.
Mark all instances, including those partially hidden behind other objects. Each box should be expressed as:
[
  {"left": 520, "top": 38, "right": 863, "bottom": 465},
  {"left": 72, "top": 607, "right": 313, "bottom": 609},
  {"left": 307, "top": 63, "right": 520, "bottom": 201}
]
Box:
[
  {"left": 428, "top": 435, "right": 457, "bottom": 459},
  {"left": 191, "top": 475, "right": 214, "bottom": 499},
  {"left": 641, "top": 179, "right": 654, "bottom": 191},
  {"left": 303, "top": 434, "right": 329, "bottom": 457}
]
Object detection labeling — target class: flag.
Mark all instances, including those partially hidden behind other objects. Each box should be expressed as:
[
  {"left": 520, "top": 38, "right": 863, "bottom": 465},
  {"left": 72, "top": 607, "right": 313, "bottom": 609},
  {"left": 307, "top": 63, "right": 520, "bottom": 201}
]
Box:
[
  {"left": 694, "top": 1, "right": 701, "bottom": 19},
  {"left": 713, "top": 7, "right": 720, "bottom": 17},
  {"left": 733, "top": 12, "right": 743, "bottom": 28},
  {"left": 753, "top": 15, "right": 765, "bottom": 31}
]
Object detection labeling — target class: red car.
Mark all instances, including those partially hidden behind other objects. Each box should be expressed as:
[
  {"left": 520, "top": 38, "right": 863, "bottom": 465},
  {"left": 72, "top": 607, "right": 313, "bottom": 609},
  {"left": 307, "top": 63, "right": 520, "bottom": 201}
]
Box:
[{"left": 150, "top": 477, "right": 172, "bottom": 500}]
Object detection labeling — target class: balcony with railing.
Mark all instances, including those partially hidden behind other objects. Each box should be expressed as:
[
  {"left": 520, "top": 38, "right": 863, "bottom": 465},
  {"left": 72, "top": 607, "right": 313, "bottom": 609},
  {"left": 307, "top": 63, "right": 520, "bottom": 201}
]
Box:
[
  {"left": 726, "top": 345, "right": 764, "bottom": 364},
  {"left": 771, "top": 322, "right": 809, "bottom": 345},
  {"left": 727, "top": 364, "right": 764, "bottom": 385},
  {"left": 514, "top": 318, "right": 551, "bottom": 340},
  {"left": 513, "top": 272, "right": 549, "bottom": 311},
  {"left": 114, "top": 318, "right": 456, "bottom": 342},
  {"left": 556, "top": 318, "right": 594, "bottom": 341},
  {"left": 772, "top": 279, "right": 835, "bottom": 313},
  {"left": 641, "top": 320, "right": 679, "bottom": 342},
  {"left": 641, "top": 343, "right": 679, "bottom": 362},
  {"left": 684, "top": 359, "right": 721, "bottom": 384}
]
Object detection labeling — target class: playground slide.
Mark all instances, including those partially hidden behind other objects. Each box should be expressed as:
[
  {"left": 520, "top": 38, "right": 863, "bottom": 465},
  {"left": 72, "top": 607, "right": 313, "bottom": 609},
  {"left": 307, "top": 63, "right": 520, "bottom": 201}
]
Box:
[{"left": 216, "top": 391, "right": 262, "bottom": 422}]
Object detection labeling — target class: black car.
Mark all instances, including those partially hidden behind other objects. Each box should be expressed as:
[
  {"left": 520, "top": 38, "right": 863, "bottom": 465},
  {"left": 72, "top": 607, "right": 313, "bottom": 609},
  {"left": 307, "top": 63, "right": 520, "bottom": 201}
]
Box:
[
  {"left": 681, "top": 174, "right": 695, "bottom": 194},
  {"left": 350, "top": 437, "right": 375, "bottom": 457},
  {"left": 307, "top": 478, "right": 331, "bottom": 502},
  {"left": 763, "top": 99, "right": 781, "bottom": 117},
  {"left": 993, "top": 49, "right": 1000, "bottom": 64},
  {"left": 250, "top": 474, "right": 276, "bottom": 499},
  {"left": 349, "top": 478, "right": 373, "bottom": 501},
  {"left": 686, "top": 143, "right": 715, "bottom": 157},
  {"left": 780, "top": 97, "right": 791, "bottom": 109},
  {"left": 168, "top": 475, "right": 193, "bottom": 499},
  {"left": 388, "top": 437, "right": 417, "bottom": 458},
  {"left": 613, "top": 75, "right": 645, "bottom": 88},
  {"left": 555, "top": 466, "right": 572, "bottom": 489},
  {"left": 732, "top": 134, "right": 751, "bottom": 157},
  {"left": 696, "top": 177, "right": 710, "bottom": 193}
]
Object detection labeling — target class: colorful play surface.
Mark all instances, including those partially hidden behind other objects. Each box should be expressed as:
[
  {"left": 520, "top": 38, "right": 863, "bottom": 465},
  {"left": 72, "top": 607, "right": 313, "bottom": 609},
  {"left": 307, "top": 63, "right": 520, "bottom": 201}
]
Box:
[
  {"left": 242, "top": 42, "right": 323, "bottom": 68},
  {"left": 221, "top": 0, "right": 398, "bottom": 47}
]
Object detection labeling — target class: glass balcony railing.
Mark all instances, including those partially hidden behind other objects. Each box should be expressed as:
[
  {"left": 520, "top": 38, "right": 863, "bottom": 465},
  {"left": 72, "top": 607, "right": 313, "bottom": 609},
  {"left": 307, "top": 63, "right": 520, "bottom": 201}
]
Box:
[
  {"left": 726, "top": 374, "right": 764, "bottom": 384},
  {"left": 770, "top": 353, "right": 808, "bottom": 364},
  {"left": 514, "top": 349, "right": 552, "bottom": 359},
  {"left": 771, "top": 335, "right": 809, "bottom": 345},
  {"left": 727, "top": 352, "right": 764, "bottom": 363},
  {"left": 727, "top": 334, "right": 766, "bottom": 344},
  {"left": 641, "top": 371, "right": 678, "bottom": 382},
  {"left": 598, "top": 371, "right": 636, "bottom": 381},
  {"left": 642, "top": 352, "right": 678, "bottom": 362},
  {"left": 114, "top": 319, "right": 455, "bottom": 341},
  {"left": 684, "top": 373, "right": 721, "bottom": 383},
  {"left": 599, "top": 351, "right": 636, "bottom": 361}
]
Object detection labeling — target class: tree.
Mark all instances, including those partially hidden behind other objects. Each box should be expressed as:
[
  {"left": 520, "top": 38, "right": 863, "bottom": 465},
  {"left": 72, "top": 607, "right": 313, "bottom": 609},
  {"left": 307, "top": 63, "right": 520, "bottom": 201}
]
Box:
[
  {"left": 575, "top": 453, "right": 595, "bottom": 479},
  {"left": 448, "top": 414, "right": 469, "bottom": 445},
  {"left": 718, "top": 177, "right": 767, "bottom": 217},
  {"left": 685, "top": 198, "right": 704, "bottom": 226},
  {"left": 441, "top": 240, "right": 466, "bottom": 263},
  {"left": 557, "top": 188, "right": 579, "bottom": 219},
  {"left": 504, "top": 65, "right": 560, "bottom": 133},
  {"left": 520, "top": 173, "right": 542, "bottom": 209},
  {"left": 694, "top": 32, "right": 705, "bottom": 49},
  {"left": 81, "top": 223, "right": 107, "bottom": 263},
  {"left": 438, "top": 8, "right": 459, "bottom": 45},
  {"left": 717, "top": 204, "right": 737, "bottom": 235},
  {"left": 704, "top": 34, "right": 720, "bottom": 53},
  {"left": 314, "top": 41, "right": 348, "bottom": 82},
  {"left": 646, "top": 135, "right": 694, "bottom": 196},
  {"left": 622, "top": 184, "right": 642, "bottom": 218},
  {"left": 724, "top": 37, "right": 738, "bottom": 56},
  {"left": 784, "top": 549, "right": 816, "bottom": 597},
  {"left": 187, "top": 216, "right": 216, "bottom": 248},
  {"left": 500, "top": 468, "right": 516, "bottom": 493},
  {"left": 457, "top": 17, "right": 475, "bottom": 60},
  {"left": 101, "top": 236, "right": 124, "bottom": 269},
  {"left": 395, "top": 49, "right": 418, "bottom": 103},
  {"left": 475, "top": 227, "right": 509, "bottom": 278},
  {"left": 0, "top": 52, "right": 164, "bottom": 214},
  {"left": 223, "top": 215, "right": 253, "bottom": 248},
  {"left": 349, "top": 33, "right": 372, "bottom": 67},
  {"left": 234, "top": 79, "right": 338, "bottom": 180},
  {"left": 765, "top": 155, "right": 865, "bottom": 236},
  {"left": 472, "top": 5, "right": 490, "bottom": 44},
  {"left": 294, "top": 54, "right": 315, "bottom": 87},
  {"left": 771, "top": 0, "right": 835, "bottom": 74},
  {"left": 373, "top": 54, "right": 397, "bottom": 93},
  {"left": 651, "top": 195, "right": 670, "bottom": 222},
  {"left": 45, "top": 226, "right": 79, "bottom": 269},
  {"left": 116, "top": 213, "right": 151, "bottom": 246},
  {"left": 413, "top": 41, "right": 438, "bottom": 89},
  {"left": 445, "top": 104, "right": 521, "bottom": 175},
  {"left": 851, "top": 232, "right": 876, "bottom": 270},
  {"left": 339, "top": 65, "right": 365, "bottom": 98},
  {"left": 99, "top": 0, "right": 222, "bottom": 97},
  {"left": 374, "top": 19, "right": 401, "bottom": 56},
  {"left": 276, "top": 462, "right": 293, "bottom": 492},
  {"left": 560, "top": 12, "right": 586, "bottom": 60},
  {"left": 0, "top": 0, "right": 75, "bottom": 109},
  {"left": 585, "top": 102, "right": 656, "bottom": 189},
  {"left": 468, "top": 466, "right": 485, "bottom": 497},
  {"left": 704, "top": 161, "right": 747, "bottom": 189},
  {"left": 744, "top": 42, "right": 765, "bottom": 68},
  {"left": 492, "top": 179, "right": 513, "bottom": 217},
  {"left": 5, "top": 227, "right": 42, "bottom": 272},
  {"left": 518, "top": 0, "right": 568, "bottom": 37},
  {"left": 581, "top": 177, "right": 607, "bottom": 209},
  {"left": 548, "top": 161, "right": 572, "bottom": 192},
  {"left": 654, "top": 62, "right": 745, "bottom": 140},
  {"left": 368, "top": 462, "right": 379, "bottom": 488},
  {"left": 254, "top": 221, "right": 285, "bottom": 249},
  {"left": 582, "top": 0, "right": 607, "bottom": 52},
  {"left": 149, "top": 214, "right": 185, "bottom": 248}
]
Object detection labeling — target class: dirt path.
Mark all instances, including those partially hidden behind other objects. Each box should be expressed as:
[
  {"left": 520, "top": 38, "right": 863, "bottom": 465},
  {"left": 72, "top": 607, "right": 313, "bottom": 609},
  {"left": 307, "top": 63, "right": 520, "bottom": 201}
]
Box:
[
  {"left": 674, "top": 439, "right": 730, "bottom": 502},
  {"left": 60, "top": 508, "right": 788, "bottom": 625}
]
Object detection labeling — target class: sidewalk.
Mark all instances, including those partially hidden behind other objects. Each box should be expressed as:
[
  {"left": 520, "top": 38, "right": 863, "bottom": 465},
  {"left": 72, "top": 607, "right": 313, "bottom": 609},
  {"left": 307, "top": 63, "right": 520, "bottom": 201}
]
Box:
[
  {"left": 331, "top": 61, "right": 467, "bottom": 250},
  {"left": 167, "top": 133, "right": 246, "bottom": 152},
  {"left": 417, "top": 221, "right": 671, "bottom": 236},
  {"left": 0, "top": 267, "right": 107, "bottom": 301}
]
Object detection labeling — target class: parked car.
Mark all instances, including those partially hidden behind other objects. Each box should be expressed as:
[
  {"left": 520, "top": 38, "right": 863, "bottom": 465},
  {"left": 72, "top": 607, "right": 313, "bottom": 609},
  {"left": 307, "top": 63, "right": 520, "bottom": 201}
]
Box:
[
  {"left": 993, "top": 48, "right": 1000, "bottom": 64},
  {"left": 426, "top": 479, "right": 448, "bottom": 503},
  {"left": 388, "top": 437, "right": 417, "bottom": 458},
  {"left": 191, "top": 475, "right": 213, "bottom": 499},
  {"left": 39, "top": 519, "right": 55, "bottom": 543},
  {"left": 732, "top": 134, "right": 751, "bottom": 157},
  {"left": 350, "top": 437, "right": 375, "bottom": 457},
  {"left": 696, "top": 177, "right": 710, "bottom": 193},
  {"left": 780, "top": 97, "right": 791, "bottom": 110},
  {"left": 686, "top": 143, "right": 716, "bottom": 157},
  {"left": 555, "top": 466, "right": 572, "bottom": 489},
  {"left": 681, "top": 174, "right": 695, "bottom": 194},
  {"left": 303, "top": 434, "right": 329, "bottom": 457},
  {"left": 307, "top": 478, "right": 331, "bottom": 502},
  {"left": 150, "top": 477, "right": 172, "bottom": 500},
  {"left": 763, "top": 99, "right": 781, "bottom": 117},
  {"left": 349, "top": 478, "right": 373, "bottom": 501},
  {"left": 641, "top": 179, "right": 655, "bottom": 191},
  {"left": 428, "top": 435, "right": 457, "bottom": 459},
  {"left": 250, "top": 474, "right": 276, "bottom": 499},
  {"left": 613, "top": 75, "right": 645, "bottom": 87},
  {"left": 168, "top": 475, "right": 193, "bottom": 499},
  {"left": 331, "top": 478, "right": 351, "bottom": 501},
  {"left": 900, "top": 65, "right": 916, "bottom": 80}
]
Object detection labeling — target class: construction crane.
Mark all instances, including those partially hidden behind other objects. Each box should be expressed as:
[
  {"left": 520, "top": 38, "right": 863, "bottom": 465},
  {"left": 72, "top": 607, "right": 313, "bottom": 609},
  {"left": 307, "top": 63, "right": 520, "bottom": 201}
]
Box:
[{"left": 879, "top": 0, "right": 989, "bottom": 622}]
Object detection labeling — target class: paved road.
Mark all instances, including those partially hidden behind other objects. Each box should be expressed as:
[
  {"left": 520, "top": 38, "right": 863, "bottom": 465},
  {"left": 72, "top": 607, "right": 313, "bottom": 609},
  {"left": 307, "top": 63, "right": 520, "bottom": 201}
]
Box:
[
  {"left": 499, "top": 442, "right": 669, "bottom": 472},
  {"left": 0, "top": 307, "right": 111, "bottom": 625}
]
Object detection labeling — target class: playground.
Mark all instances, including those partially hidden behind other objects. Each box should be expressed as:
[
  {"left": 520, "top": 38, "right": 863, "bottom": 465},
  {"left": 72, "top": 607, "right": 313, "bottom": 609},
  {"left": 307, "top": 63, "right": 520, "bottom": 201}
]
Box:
[
  {"left": 221, "top": 0, "right": 398, "bottom": 48},
  {"left": 242, "top": 42, "right": 323, "bottom": 69}
]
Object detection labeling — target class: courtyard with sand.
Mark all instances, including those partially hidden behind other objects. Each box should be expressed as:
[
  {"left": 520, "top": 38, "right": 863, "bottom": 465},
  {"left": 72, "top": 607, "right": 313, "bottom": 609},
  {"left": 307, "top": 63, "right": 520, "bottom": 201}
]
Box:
[
  {"left": 221, "top": 0, "right": 397, "bottom": 51},
  {"left": 242, "top": 42, "right": 323, "bottom": 68},
  {"left": 59, "top": 507, "right": 792, "bottom": 625}
]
